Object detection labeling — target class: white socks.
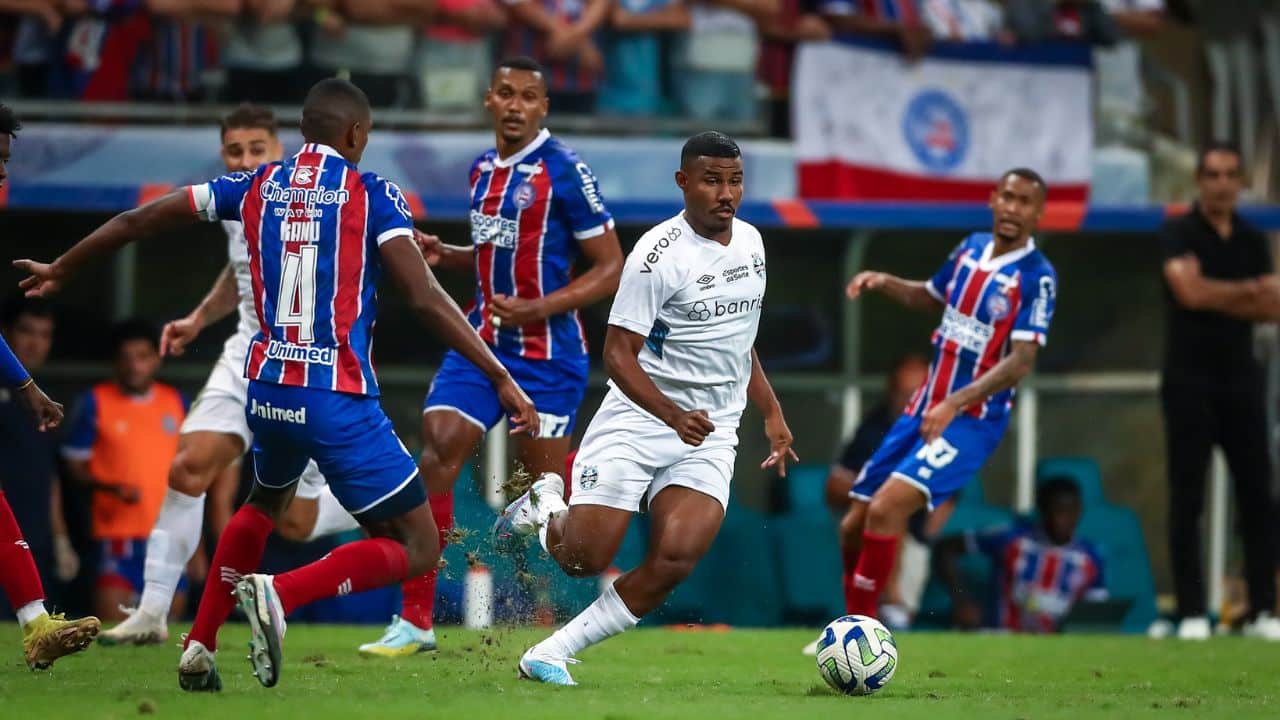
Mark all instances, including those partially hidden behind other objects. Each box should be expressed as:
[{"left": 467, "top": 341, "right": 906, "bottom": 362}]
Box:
[
  {"left": 535, "top": 486, "right": 568, "bottom": 554},
  {"left": 139, "top": 489, "right": 205, "bottom": 618},
  {"left": 16, "top": 600, "right": 46, "bottom": 627},
  {"left": 305, "top": 486, "right": 360, "bottom": 542},
  {"left": 538, "top": 581, "right": 639, "bottom": 660}
]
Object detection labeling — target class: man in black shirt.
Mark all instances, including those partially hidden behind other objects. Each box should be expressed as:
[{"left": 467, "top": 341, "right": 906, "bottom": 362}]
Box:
[{"left": 1160, "top": 142, "right": 1280, "bottom": 641}]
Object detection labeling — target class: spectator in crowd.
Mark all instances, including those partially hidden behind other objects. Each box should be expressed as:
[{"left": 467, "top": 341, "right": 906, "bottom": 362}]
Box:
[
  {"left": 61, "top": 320, "right": 189, "bottom": 624},
  {"left": 133, "top": 1, "right": 239, "bottom": 102},
  {"left": 597, "top": 0, "right": 689, "bottom": 117},
  {"left": 222, "top": 0, "right": 307, "bottom": 104},
  {"left": 309, "top": 0, "right": 433, "bottom": 107},
  {"left": 920, "top": 0, "right": 1003, "bottom": 42},
  {"left": 677, "top": 0, "right": 778, "bottom": 122},
  {"left": 0, "top": 296, "right": 78, "bottom": 602},
  {"left": 934, "top": 476, "right": 1108, "bottom": 633},
  {"left": 3, "top": 2, "right": 60, "bottom": 97},
  {"left": 1158, "top": 142, "right": 1280, "bottom": 641},
  {"left": 44, "top": 1, "right": 152, "bottom": 101},
  {"left": 502, "top": 0, "right": 610, "bottom": 113},
  {"left": 818, "top": 0, "right": 931, "bottom": 60},
  {"left": 415, "top": 0, "right": 505, "bottom": 111},
  {"left": 757, "top": 0, "right": 829, "bottom": 137}
]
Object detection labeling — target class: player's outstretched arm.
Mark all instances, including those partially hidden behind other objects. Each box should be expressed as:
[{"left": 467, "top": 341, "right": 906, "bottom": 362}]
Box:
[
  {"left": 920, "top": 341, "right": 1038, "bottom": 444},
  {"left": 414, "top": 229, "right": 475, "bottom": 273},
  {"left": 380, "top": 236, "right": 540, "bottom": 436},
  {"left": 162, "top": 263, "right": 239, "bottom": 357},
  {"left": 846, "top": 271, "right": 944, "bottom": 314},
  {"left": 491, "top": 228, "right": 623, "bottom": 326},
  {"left": 603, "top": 324, "right": 715, "bottom": 447},
  {"left": 14, "top": 190, "right": 197, "bottom": 298},
  {"left": 747, "top": 347, "right": 798, "bottom": 476}
]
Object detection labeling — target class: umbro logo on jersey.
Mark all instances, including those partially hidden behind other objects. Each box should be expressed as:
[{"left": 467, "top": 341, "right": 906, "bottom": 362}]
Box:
[{"left": 697, "top": 274, "right": 716, "bottom": 286}]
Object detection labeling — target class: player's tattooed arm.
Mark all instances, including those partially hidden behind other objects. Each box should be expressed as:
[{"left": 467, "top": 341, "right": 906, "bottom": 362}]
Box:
[
  {"left": 748, "top": 347, "right": 798, "bottom": 476},
  {"left": 14, "top": 190, "right": 196, "bottom": 298},
  {"left": 845, "top": 271, "right": 945, "bottom": 314},
  {"left": 381, "top": 236, "right": 540, "bottom": 436},
  {"left": 162, "top": 264, "right": 238, "bottom": 357},
  {"left": 921, "top": 341, "right": 1038, "bottom": 444},
  {"left": 604, "top": 325, "right": 715, "bottom": 447}
]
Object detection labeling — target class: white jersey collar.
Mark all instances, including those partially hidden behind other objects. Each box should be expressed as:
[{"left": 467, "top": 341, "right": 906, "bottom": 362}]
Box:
[
  {"left": 493, "top": 129, "right": 551, "bottom": 169},
  {"left": 978, "top": 236, "right": 1036, "bottom": 272}
]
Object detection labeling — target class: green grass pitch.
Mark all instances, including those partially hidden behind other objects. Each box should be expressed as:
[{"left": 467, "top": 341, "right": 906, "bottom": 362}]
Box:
[{"left": 2, "top": 624, "right": 1278, "bottom": 719}]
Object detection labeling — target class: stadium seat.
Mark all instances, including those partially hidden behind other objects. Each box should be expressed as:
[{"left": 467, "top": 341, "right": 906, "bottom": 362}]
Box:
[
  {"left": 783, "top": 463, "right": 830, "bottom": 513},
  {"left": 1036, "top": 458, "right": 1158, "bottom": 634},
  {"left": 770, "top": 511, "right": 845, "bottom": 624},
  {"left": 916, "top": 477, "right": 1013, "bottom": 628}
]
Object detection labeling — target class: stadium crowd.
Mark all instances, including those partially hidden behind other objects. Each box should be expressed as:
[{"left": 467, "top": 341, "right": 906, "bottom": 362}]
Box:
[{"left": 0, "top": 0, "right": 1173, "bottom": 136}]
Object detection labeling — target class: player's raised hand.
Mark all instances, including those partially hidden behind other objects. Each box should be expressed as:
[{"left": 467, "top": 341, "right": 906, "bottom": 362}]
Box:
[
  {"left": 761, "top": 411, "right": 799, "bottom": 477},
  {"left": 920, "top": 397, "right": 959, "bottom": 445},
  {"left": 496, "top": 376, "right": 540, "bottom": 437},
  {"left": 19, "top": 382, "right": 64, "bottom": 432},
  {"left": 414, "top": 229, "right": 444, "bottom": 267},
  {"left": 161, "top": 315, "right": 202, "bottom": 357},
  {"left": 490, "top": 294, "right": 545, "bottom": 328},
  {"left": 845, "top": 271, "right": 886, "bottom": 300},
  {"left": 669, "top": 409, "right": 715, "bottom": 447},
  {"left": 13, "top": 259, "right": 64, "bottom": 298}
]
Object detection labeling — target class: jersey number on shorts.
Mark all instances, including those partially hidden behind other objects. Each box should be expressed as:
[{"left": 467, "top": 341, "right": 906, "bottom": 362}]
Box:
[
  {"left": 915, "top": 438, "right": 958, "bottom": 469},
  {"left": 277, "top": 245, "right": 318, "bottom": 343}
]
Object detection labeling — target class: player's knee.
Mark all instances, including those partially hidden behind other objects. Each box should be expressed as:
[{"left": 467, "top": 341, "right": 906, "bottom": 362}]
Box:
[
  {"left": 839, "top": 504, "right": 865, "bottom": 545},
  {"left": 168, "top": 449, "right": 215, "bottom": 496},
  {"left": 866, "top": 496, "right": 907, "bottom": 535},
  {"left": 404, "top": 536, "right": 441, "bottom": 577},
  {"left": 648, "top": 551, "right": 697, "bottom": 588},
  {"left": 274, "top": 507, "right": 315, "bottom": 543},
  {"left": 417, "top": 445, "right": 466, "bottom": 495},
  {"left": 559, "top": 550, "right": 610, "bottom": 578}
]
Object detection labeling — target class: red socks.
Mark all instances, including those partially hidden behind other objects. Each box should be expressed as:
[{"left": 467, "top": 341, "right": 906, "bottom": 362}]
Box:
[
  {"left": 0, "top": 492, "right": 44, "bottom": 612},
  {"left": 187, "top": 504, "right": 273, "bottom": 651},
  {"left": 274, "top": 537, "right": 409, "bottom": 614},
  {"left": 399, "top": 491, "right": 452, "bottom": 630},
  {"left": 845, "top": 532, "right": 899, "bottom": 618}
]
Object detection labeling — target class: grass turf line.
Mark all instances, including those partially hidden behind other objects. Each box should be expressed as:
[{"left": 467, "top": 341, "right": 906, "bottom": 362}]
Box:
[{"left": 1, "top": 625, "right": 1277, "bottom": 719}]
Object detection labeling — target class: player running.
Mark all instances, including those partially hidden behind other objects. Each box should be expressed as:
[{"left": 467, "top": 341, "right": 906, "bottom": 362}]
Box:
[
  {"left": 15, "top": 79, "right": 539, "bottom": 691},
  {"left": 99, "top": 104, "right": 359, "bottom": 647},
  {"left": 358, "top": 55, "right": 623, "bottom": 657},
  {"left": 0, "top": 103, "right": 101, "bottom": 669},
  {"left": 493, "top": 131, "right": 797, "bottom": 686},
  {"left": 836, "top": 168, "right": 1057, "bottom": 621}
]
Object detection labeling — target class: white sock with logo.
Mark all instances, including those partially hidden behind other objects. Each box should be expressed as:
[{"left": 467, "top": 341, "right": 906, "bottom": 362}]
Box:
[
  {"left": 537, "top": 581, "right": 639, "bottom": 660},
  {"left": 139, "top": 489, "right": 204, "bottom": 618},
  {"left": 534, "top": 483, "right": 567, "bottom": 553},
  {"left": 305, "top": 486, "right": 360, "bottom": 541},
  {"left": 16, "top": 600, "right": 47, "bottom": 627}
]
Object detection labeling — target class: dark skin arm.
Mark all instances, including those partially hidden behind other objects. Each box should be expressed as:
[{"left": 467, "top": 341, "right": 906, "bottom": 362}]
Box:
[
  {"left": 380, "top": 236, "right": 539, "bottom": 435},
  {"left": 603, "top": 325, "right": 715, "bottom": 446},
  {"left": 15, "top": 190, "right": 195, "bottom": 297},
  {"left": 846, "top": 270, "right": 946, "bottom": 314},
  {"left": 921, "top": 341, "right": 1038, "bottom": 444},
  {"left": 161, "top": 263, "right": 239, "bottom": 357},
  {"left": 747, "top": 347, "right": 798, "bottom": 476},
  {"left": 1164, "top": 255, "right": 1280, "bottom": 322}
]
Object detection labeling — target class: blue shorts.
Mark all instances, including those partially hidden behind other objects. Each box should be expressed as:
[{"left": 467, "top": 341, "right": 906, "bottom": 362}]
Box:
[
  {"left": 850, "top": 413, "right": 1007, "bottom": 510},
  {"left": 97, "top": 539, "right": 187, "bottom": 596},
  {"left": 246, "top": 381, "right": 426, "bottom": 523},
  {"left": 424, "top": 348, "right": 588, "bottom": 438}
]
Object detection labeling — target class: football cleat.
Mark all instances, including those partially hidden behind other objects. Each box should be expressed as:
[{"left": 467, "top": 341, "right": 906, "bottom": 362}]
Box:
[
  {"left": 1177, "top": 615, "right": 1211, "bottom": 641},
  {"left": 358, "top": 615, "right": 437, "bottom": 658},
  {"left": 22, "top": 613, "right": 100, "bottom": 670},
  {"left": 492, "top": 472, "right": 565, "bottom": 547},
  {"left": 518, "top": 645, "right": 579, "bottom": 687},
  {"left": 234, "top": 574, "right": 287, "bottom": 688},
  {"left": 99, "top": 606, "right": 168, "bottom": 646},
  {"left": 1243, "top": 612, "right": 1280, "bottom": 641},
  {"left": 178, "top": 639, "right": 222, "bottom": 692}
]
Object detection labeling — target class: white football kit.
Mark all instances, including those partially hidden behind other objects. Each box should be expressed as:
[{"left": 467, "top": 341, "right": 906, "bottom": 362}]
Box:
[
  {"left": 179, "top": 220, "right": 327, "bottom": 498},
  {"left": 570, "top": 213, "right": 766, "bottom": 512}
]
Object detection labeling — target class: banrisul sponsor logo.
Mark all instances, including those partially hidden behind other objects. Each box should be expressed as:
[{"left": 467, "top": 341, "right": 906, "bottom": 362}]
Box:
[{"left": 641, "top": 226, "right": 681, "bottom": 273}]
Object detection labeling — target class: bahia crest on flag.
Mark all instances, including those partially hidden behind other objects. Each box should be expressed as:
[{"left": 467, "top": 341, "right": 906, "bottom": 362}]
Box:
[{"left": 792, "top": 38, "right": 1093, "bottom": 203}]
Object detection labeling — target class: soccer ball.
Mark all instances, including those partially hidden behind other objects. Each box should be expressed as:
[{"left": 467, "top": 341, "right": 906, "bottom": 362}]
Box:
[{"left": 814, "top": 614, "right": 899, "bottom": 695}]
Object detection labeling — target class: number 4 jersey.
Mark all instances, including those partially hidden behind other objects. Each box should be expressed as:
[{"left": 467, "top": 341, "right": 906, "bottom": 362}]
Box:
[{"left": 187, "top": 143, "right": 415, "bottom": 396}]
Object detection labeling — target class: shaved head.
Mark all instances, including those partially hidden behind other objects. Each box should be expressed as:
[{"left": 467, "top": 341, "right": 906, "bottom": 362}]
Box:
[{"left": 301, "top": 79, "right": 372, "bottom": 148}]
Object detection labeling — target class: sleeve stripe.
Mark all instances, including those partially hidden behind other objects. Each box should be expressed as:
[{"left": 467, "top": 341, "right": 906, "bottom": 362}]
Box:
[
  {"left": 60, "top": 447, "right": 93, "bottom": 461},
  {"left": 189, "top": 183, "right": 217, "bottom": 221},
  {"left": 925, "top": 282, "right": 945, "bottom": 302},
  {"left": 376, "top": 229, "right": 414, "bottom": 247},
  {"left": 1010, "top": 330, "right": 1046, "bottom": 346},
  {"left": 574, "top": 219, "right": 612, "bottom": 241},
  {"left": 607, "top": 316, "right": 653, "bottom": 336}
]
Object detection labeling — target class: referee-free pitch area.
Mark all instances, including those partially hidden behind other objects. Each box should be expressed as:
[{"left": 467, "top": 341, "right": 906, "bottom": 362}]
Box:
[{"left": 1, "top": 625, "right": 1277, "bottom": 719}]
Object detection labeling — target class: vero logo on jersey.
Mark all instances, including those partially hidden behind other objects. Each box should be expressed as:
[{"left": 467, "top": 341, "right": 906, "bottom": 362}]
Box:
[{"left": 641, "top": 226, "right": 681, "bottom": 273}]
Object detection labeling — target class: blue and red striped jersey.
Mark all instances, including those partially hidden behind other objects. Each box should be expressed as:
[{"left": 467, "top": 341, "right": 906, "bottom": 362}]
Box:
[
  {"left": 906, "top": 233, "right": 1056, "bottom": 422},
  {"left": 970, "top": 522, "right": 1106, "bottom": 633},
  {"left": 188, "top": 143, "right": 415, "bottom": 397},
  {"left": 467, "top": 129, "right": 614, "bottom": 359}
]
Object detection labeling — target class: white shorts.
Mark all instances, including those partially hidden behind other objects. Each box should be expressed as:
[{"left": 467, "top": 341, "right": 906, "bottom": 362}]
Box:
[
  {"left": 569, "top": 391, "right": 739, "bottom": 513},
  {"left": 180, "top": 332, "right": 327, "bottom": 499}
]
